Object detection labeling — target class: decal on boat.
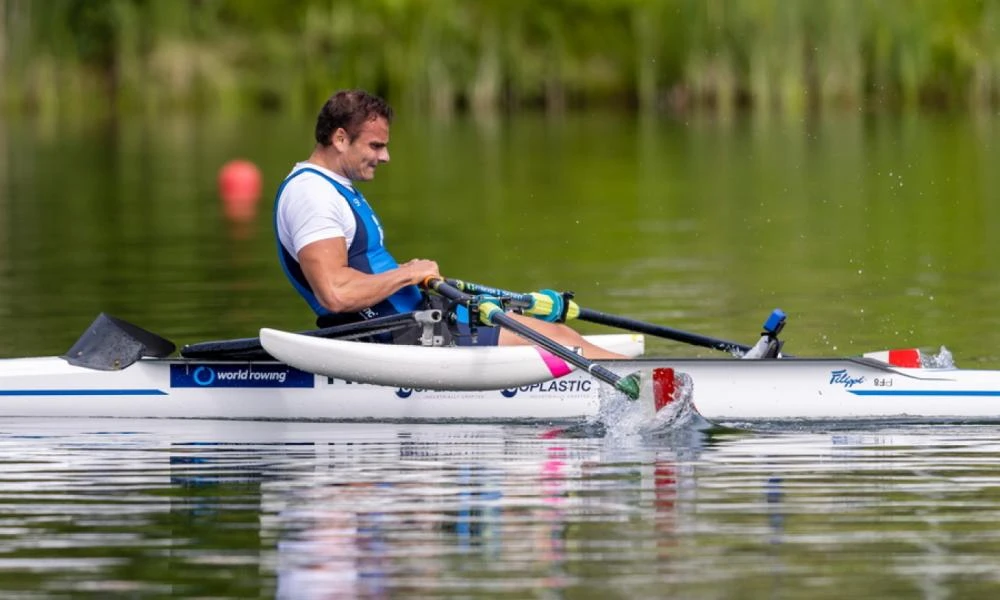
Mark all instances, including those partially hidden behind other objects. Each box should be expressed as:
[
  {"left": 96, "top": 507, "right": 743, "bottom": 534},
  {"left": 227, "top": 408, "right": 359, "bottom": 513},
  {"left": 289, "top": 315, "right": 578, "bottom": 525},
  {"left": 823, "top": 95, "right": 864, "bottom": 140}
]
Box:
[
  {"left": 392, "top": 387, "right": 492, "bottom": 399},
  {"left": 170, "top": 364, "right": 315, "bottom": 388},
  {"left": 390, "top": 378, "right": 594, "bottom": 399},
  {"left": 501, "top": 379, "right": 593, "bottom": 398},
  {"left": 829, "top": 369, "right": 865, "bottom": 388}
]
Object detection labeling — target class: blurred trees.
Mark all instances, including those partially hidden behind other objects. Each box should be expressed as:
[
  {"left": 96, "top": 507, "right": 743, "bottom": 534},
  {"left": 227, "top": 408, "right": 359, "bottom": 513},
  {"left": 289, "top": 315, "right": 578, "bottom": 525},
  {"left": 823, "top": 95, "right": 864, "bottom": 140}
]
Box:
[{"left": 2, "top": 0, "right": 999, "bottom": 116}]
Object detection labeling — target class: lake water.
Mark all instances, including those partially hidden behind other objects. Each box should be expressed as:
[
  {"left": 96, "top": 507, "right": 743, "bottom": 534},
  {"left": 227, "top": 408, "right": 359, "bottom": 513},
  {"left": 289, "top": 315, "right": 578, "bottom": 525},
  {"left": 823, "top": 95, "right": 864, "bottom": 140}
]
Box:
[
  {"left": 1, "top": 110, "right": 999, "bottom": 597},
  {"left": 2, "top": 420, "right": 1000, "bottom": 598}
]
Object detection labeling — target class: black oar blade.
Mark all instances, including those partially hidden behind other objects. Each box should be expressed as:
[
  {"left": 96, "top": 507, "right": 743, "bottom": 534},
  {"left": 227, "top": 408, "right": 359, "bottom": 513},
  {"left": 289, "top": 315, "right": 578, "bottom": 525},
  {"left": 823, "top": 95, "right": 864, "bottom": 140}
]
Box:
[{"left": 63, "top": 313, "right": 176, "bottom": 370}]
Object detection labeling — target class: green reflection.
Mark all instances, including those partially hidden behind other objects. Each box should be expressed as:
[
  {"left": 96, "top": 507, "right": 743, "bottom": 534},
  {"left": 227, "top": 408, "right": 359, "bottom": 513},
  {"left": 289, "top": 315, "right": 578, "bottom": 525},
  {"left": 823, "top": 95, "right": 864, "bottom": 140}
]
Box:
[{"left": 0, "top": 111, "right": 998, "bottom": 366}]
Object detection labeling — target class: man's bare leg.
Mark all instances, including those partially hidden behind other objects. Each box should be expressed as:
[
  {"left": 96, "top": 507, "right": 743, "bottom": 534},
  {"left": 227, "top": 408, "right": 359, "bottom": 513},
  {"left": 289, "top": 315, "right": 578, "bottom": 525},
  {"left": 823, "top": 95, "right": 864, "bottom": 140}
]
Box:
[{"left": 496, "top": 313, "right": 626, "bottom": 359}]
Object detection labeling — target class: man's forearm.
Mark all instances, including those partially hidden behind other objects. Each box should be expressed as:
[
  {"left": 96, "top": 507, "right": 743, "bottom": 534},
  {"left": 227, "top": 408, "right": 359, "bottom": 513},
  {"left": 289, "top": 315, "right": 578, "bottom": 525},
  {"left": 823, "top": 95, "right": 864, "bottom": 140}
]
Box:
[{"left": 312, "top": 266, "right": 418, "bottom": 313}]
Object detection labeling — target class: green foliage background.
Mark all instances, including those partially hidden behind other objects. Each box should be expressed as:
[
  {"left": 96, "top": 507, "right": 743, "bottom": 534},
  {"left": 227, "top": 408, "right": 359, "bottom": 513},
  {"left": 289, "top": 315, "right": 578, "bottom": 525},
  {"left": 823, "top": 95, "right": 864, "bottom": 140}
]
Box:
[{"left": 3, "top": 0, "right": 1000, "bottom": 116}]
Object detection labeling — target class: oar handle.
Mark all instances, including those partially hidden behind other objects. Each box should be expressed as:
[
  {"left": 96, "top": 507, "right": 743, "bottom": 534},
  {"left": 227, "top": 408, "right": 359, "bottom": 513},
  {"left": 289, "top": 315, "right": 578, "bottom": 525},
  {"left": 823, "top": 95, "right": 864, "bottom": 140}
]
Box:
[
  {"left": 446, "top": 278, "right": 577, "bottom": 322},
  {"left": 423, "top": 277, "right": 640, "bottom": 399},
  {"left": 445, "top": 278, "right": 531, "bottom": 302}
]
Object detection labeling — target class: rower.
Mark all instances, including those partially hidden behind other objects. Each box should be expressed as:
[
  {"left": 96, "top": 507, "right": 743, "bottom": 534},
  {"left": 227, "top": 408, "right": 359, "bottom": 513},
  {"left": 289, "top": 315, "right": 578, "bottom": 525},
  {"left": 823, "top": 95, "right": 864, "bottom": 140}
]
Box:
[{"left": 272, "top": 89, "right": 626, "bottom": 359}]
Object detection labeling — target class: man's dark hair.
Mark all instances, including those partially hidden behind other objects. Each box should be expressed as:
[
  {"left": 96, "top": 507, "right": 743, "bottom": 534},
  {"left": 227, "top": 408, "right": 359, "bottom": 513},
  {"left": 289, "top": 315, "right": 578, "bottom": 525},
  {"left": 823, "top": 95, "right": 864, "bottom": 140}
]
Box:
[{"left": 315, "top": 89, "right": 394, "bottom": 146}]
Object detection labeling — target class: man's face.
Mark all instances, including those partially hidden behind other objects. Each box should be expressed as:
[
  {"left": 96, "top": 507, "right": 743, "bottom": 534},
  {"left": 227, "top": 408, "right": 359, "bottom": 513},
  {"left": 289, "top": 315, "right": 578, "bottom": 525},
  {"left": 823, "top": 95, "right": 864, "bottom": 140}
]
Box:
[{"left": 337, "top": 116, "right": 390, "bottom": 181}]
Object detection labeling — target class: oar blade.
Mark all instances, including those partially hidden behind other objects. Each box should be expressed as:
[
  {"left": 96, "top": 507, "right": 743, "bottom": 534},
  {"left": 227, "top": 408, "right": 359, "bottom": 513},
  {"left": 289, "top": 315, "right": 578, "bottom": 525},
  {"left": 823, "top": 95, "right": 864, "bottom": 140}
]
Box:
[{"left": 615, "top": 371, "right": 642, "bottom": 400}]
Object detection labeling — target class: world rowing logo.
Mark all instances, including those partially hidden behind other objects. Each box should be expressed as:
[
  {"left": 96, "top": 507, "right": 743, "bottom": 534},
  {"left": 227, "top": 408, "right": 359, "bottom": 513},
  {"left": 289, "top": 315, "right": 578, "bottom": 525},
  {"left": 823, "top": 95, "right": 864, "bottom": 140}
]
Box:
[
  {"left": 829, "top": 369, "right": 865, "bottom": 388},
  {"left": 170, "top": 364, "right": 315, "bottom": 388}
]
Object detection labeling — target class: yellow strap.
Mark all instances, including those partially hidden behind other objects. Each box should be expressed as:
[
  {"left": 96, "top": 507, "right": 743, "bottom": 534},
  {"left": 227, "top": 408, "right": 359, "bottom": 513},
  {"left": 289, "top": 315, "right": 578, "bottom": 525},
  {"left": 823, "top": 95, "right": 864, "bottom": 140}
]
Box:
[
  {"left": 478, "top": 301, "right": 503, "bottom": 325},
  {"left": 564, "top": 300, "right": 580, "bottom": 321}
]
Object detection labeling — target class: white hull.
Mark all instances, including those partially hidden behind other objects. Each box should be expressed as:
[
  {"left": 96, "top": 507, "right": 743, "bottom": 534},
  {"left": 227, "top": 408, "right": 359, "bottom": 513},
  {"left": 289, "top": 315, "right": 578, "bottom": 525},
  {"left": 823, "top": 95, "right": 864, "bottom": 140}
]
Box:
[
  {"left": 657, "top": 357, "right": 1000, "bottom": 422},
  {"left": 259, "top": 329, "right": 644, "bottom": 390},
  {"left": 0, "top": 357, "right": 607, "bottom": 421},
  {"left": 2, "top": 353, "right": 1000, "bottom": 423}
]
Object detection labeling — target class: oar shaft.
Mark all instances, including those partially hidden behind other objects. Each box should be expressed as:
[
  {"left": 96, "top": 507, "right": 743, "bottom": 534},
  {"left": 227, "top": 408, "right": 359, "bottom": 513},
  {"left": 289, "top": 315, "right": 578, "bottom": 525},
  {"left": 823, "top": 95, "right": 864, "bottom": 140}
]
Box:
[
  {"left": 447, "top": 277, "right": 754, "bottom": 355},
  {"left": 488, "top": 312, "right": 626, "bottom": 386},
  {"left": 425, "top": 278, "right": 637, "bottom": 397},
  {"left": 578, "top": 308, "right": 751, "bottom": 354}
]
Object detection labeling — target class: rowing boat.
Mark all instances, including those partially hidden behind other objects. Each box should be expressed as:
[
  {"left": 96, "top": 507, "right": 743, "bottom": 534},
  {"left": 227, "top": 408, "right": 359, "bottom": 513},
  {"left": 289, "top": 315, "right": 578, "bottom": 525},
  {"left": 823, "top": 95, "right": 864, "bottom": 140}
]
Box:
[
  {"left": 4, "top": 313, "right": 1000, "bottom": 424},
  {"left": 5, "top": 351, "right": 1000, "bottom": 424}
]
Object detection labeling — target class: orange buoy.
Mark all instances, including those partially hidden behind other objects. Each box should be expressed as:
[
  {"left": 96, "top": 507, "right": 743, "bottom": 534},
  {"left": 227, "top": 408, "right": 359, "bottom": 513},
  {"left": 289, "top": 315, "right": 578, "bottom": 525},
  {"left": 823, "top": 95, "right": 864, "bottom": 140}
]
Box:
[
  {"left": 218, "top": 159, "right": 262, "bottom": 203},
  {"left": 218, "top": 160, "right": 262, "bottom": 222}
]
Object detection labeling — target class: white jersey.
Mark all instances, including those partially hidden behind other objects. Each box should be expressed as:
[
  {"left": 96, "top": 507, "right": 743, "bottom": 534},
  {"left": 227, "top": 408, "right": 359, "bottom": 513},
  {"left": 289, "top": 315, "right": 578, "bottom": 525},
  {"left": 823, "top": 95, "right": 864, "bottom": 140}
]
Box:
[{"left": 275, "top": 162, "right": 358, "bottom": 260}]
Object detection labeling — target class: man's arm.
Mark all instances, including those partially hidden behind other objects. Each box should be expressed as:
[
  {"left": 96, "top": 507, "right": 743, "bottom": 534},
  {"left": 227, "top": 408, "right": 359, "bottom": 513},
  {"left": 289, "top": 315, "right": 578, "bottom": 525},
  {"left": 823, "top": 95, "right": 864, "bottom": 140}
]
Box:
[{"left": 297, "top": 238, "right": 440, "bottom": 313}]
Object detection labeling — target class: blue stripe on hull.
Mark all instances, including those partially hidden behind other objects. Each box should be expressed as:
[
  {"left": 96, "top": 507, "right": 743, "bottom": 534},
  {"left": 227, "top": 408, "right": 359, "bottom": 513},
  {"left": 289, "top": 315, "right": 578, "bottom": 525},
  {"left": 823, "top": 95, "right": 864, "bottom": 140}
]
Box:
[{"left": 0, "top": 389, "right": 167, "bottom": 396}]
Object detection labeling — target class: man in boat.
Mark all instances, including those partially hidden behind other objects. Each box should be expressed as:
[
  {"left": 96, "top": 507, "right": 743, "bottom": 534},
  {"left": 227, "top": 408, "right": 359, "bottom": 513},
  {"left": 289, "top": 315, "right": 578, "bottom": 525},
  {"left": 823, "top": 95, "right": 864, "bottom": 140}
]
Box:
[{"left": 274, "top": 89, "right": 622, "bottom": 359}]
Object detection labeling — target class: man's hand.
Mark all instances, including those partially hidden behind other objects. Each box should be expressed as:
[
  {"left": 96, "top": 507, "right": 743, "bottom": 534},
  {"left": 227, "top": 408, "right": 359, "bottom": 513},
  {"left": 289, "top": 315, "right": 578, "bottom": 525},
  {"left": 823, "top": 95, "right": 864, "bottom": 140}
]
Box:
[{"left": 399, "top": 259, "right": 440, "bottom": 285}]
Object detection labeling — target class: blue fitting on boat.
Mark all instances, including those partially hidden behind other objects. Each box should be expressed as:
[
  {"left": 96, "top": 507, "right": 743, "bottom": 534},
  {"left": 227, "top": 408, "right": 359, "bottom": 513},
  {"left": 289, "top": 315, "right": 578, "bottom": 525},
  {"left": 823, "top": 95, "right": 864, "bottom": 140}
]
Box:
[
  {"left": 536, "top": 289, "right": 564, "bottom": 322},
  {"left": 762, "top": 309, "right": 786, "bottom": 335},
  {"left": 455, "top": 298, "right": 502, "bottom": 325}
]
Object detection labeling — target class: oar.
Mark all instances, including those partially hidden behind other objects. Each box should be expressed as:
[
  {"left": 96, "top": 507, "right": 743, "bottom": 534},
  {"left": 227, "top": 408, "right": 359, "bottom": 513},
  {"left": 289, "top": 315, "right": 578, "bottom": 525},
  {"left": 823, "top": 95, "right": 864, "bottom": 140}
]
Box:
[
  {"left": 445, "top": 278, "right": 754, "bottom": 355},
  {"left": 424, "top": 277, "right": 641, "bottom": 400},
  {"left": 577, "top": 309, "right": 752, "bottom": 354}
]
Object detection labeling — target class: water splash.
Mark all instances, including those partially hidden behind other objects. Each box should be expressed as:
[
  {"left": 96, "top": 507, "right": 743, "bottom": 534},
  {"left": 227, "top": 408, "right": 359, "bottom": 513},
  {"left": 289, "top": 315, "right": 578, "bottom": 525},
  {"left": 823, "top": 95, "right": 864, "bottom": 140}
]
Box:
[
  {"left": 922, "top": 346, "right": 955, "bottom": 368},
  {"left": 596, "top": 372, "right": 711, "bottom": 439}
]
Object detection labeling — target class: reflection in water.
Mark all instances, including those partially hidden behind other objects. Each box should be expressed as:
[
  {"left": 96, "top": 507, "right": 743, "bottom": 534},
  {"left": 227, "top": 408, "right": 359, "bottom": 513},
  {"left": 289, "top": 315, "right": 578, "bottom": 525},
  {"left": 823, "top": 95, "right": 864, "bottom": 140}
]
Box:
[
  {"left": 263, "top": 434, "right": 587, "bottom": 598},
  {"left": 274, "top": 487, "right": 390, "bottom": 599},
  {"left": 766, "top": 475, "right": 785, "bottom": 544},
  {"left": 3, "top": 112, "right": 1000, "bottom": 362},
  {"left": 0, "top": 421, "right": 998, "bottom": 597},
  {"left": 0, "top": 116, "right": 8, "bottom": 322}
]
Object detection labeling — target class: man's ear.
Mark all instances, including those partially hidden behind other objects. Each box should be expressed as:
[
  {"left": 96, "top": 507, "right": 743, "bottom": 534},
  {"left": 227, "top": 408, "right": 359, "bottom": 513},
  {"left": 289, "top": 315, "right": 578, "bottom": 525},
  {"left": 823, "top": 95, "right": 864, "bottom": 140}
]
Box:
[{"left": 331, "top": 127, "right": 350, "bottom": 151}]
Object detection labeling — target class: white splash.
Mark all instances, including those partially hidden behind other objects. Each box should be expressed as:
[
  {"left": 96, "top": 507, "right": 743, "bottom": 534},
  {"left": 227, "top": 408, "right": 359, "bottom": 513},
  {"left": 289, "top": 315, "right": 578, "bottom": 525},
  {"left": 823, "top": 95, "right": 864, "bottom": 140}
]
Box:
[
  {"left": 596, "top": 371, "right": 706, "bottom": 439},
  {"left": 921, "top": 346, "right": 955, "bottom": 369}
]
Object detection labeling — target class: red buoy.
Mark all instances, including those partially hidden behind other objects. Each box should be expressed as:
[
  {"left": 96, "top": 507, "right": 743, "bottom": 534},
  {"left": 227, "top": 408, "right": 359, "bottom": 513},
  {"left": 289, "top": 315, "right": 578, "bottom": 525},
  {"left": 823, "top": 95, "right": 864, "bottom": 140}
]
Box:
[{"left": 218, "top": 160, "right": 262, "bottom": 222}]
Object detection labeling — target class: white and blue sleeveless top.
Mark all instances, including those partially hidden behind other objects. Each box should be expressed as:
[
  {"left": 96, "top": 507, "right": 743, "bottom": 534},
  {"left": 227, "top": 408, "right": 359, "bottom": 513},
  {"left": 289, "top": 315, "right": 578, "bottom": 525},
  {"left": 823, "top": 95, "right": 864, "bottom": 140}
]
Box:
[{"left": 274, "top": 163, "right": 423, "bottom": 325}]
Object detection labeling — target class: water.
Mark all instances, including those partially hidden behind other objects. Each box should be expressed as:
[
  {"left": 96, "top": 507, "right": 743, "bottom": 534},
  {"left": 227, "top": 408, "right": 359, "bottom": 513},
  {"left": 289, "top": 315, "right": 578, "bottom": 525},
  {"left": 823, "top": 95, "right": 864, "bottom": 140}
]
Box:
[
  {"left": 2, "top": 111, "right": 999, "bottom": 363},
  {"left": 2, "top": 110, "right": 1000, "bottom": 596},
  {"left": 1, "top": 420, "right": 999, "bottom": 598}
]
